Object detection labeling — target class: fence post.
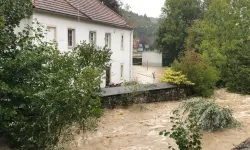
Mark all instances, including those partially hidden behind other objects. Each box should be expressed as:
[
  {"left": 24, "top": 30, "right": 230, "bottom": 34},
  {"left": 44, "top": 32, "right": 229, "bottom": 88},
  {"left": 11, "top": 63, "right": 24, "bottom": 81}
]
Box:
[{"left": 147, "top": 60, "right": 148, "bottom": 71}]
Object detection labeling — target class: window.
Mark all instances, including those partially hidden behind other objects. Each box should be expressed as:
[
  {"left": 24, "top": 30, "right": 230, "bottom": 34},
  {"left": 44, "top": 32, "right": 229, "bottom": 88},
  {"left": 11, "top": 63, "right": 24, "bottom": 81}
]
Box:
[
  {"left": 46, "top": 26, "right": 56, "bottom": 42},
  {"left": 120, "top": 64, "right": 124, "bottom": 79},
  {"left": 105, "top": 33, "right": 111, "bottom": 48},
  {"left": 121, "top": 35, "right": 124, "bottom": 50},
  {"left": 89, "top": 31, "right": 96, "bottom": 44},
  {"left": 68, "top": 29, "right": 75, "bottom": 47}
]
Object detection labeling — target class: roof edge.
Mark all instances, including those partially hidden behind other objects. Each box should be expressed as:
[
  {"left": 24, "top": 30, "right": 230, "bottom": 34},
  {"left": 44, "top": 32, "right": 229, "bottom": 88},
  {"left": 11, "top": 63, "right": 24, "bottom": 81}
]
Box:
[
  {"left": 95, "top": 0, "right": 135, "bottom": 29},
  {"left": 33, "top": 8, "right": 134, "bottom": 30}
]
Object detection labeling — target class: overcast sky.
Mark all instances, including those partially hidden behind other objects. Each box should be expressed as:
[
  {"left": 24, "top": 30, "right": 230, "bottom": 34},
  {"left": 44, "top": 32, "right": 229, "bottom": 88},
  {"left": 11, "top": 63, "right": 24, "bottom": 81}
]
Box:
[{"left": 122, "top": 0, "right": 165, "bottom": 18}]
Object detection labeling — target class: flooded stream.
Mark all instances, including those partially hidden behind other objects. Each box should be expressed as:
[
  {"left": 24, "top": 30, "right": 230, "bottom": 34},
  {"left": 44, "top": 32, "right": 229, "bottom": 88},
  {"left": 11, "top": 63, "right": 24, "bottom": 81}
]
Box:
[
  {"left": 66, "top": 89, "right": 250, "bottom": 150},
  {"left": 2, "top": 89, "right": 250, "bottom": 150}
]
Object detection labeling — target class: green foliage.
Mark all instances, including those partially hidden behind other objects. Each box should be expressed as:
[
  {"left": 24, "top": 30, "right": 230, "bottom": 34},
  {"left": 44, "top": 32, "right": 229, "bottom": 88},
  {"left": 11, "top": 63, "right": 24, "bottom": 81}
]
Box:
[
  {"left": 156, "top": 0, "right": 203, "bottom": 66},
  {"left": 72, "top": 41, "right": 112, "bottom": 71},
  {"left": 160, "top": 68, "right": 194, "bottom": 85},
  {"left": 224, "top": 41, "right": 250, "bottom": 94},
  {"left": 0, "top": 0, "right": 32, "bottom": 28},
  {"left": 121, "top": 83, "right": 145, "bottom": 108},
  {"left": 0, "top": 2, "right": 112, "bottom": 148},
  {"left": 123, "top": 80, "right": 139, "bottom": 86},
  {"left": 187, "top": 0, "right": 250, "bottom": 94},
  {"left": 99, "top": 0, "right": 121, "bottom": 14},
  {"left": 0, "top": 24, "right": 111, "bottom": 149},
  {"left": 180, "top": 98, "right": 240, "bottom": 131},
  {"left": 160, "top": 109, "right": 202, "bottom": 150},
  {"left": 0, "top": 0, "right": 33, "bottom": 59},
  {"left": 121, "top": 9, "right": 158, "bottom": 48},
  {"left": 172, "top": 50, "right": 220, "bottom": 97}
]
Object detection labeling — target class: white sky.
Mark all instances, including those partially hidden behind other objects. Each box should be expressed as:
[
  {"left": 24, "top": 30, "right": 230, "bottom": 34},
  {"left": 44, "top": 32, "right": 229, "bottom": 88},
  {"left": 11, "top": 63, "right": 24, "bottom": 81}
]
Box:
[{"left": 122, "top": 0, "right": 165, "bottom": 18}]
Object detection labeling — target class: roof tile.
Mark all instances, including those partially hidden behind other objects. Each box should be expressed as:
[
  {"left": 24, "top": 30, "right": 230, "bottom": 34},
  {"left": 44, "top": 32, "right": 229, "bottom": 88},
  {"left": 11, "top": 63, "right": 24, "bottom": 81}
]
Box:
[{"left": 34, "top": 0, "right": 134, "bottom": 29}]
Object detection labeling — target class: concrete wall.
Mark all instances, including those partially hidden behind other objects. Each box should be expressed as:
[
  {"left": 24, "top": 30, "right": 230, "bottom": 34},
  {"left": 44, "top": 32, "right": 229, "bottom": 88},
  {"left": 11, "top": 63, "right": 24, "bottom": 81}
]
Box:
[
  {"left": 17, "top": 11, "right": 133, "bottom": 88},
  {"left": 142, "top": 51, "right": 162, "bottom": 67}
]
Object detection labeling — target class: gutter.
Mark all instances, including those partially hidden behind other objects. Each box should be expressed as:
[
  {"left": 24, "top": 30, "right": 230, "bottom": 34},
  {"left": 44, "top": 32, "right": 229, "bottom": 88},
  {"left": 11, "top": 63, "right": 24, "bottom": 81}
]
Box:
[{"left": 129, "top": 30, "right": 133, "bottom": 80}]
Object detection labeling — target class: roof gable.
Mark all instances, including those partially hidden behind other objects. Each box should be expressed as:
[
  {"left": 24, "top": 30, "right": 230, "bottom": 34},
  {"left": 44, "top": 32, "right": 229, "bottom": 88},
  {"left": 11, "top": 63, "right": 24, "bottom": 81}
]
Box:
[{"left": 33, "top": 0, "right": 134, "bottom": 29}]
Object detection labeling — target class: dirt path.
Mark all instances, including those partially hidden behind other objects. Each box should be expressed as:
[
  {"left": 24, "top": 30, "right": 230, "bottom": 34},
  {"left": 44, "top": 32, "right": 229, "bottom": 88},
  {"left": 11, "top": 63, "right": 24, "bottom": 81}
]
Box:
[{"left": 65, "top": 89, "right": 250, "bottom": 150}]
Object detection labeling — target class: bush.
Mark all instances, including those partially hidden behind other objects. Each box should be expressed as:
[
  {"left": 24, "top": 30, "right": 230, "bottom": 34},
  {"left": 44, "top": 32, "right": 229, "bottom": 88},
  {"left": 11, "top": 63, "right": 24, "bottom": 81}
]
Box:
[
  {"left": 160, "top": 68, "right": 194, "bottom": 85},
  {"left": 180, "top": 98, "right": 240, "bottom": 131},
  {"left": 123, "top": 80, "right": 140, "bottom": 86},
  {"left": 160, "top": 109, "right": 202, "bottom": 150},
  {"left": 172, "top": 50, "right": 220, "bottom": 97},
  {"left": 120, "top": 83, "right": 145, "bottom": 108}
]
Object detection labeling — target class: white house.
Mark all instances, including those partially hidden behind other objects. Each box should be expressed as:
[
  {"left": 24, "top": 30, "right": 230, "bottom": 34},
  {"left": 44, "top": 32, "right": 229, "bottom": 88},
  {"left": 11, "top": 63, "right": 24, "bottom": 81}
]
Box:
[{"left": 16, "top": 0, "right": 134, "bottom": 88}]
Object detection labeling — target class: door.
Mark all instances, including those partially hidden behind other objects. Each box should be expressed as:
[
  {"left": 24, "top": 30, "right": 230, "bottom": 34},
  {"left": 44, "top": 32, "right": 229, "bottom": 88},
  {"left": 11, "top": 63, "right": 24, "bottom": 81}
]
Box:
[{"left": 106, "top": 67, "right": 111, "bottom": 86}]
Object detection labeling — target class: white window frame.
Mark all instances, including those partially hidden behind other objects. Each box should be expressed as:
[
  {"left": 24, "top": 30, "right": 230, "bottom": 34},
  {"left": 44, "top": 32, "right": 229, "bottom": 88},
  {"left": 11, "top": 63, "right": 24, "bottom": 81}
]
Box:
[
  {"left": 120, "top": 64, "right": 124, "bottom": 79},
  {"left": 46, "top": 26, "right": 57, "bottom": 42},
  {"left": 121, "top": 34, "right": 124, "bottom": 50},
  {"left": 89, "top": 31, "right": 97, "bottom": 45},
  {"left": 68, "top": 28, "right": 75, "bottom": 48},
  {"left": 105, "top": 33, "right": 111, "bottom": 49}
]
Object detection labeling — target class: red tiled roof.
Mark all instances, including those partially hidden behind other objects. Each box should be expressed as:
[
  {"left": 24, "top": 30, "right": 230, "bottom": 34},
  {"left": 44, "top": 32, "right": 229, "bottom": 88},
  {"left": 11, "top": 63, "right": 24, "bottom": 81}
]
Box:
[{"left": 33, "top": 0, "right": 134, "bottom": 29}]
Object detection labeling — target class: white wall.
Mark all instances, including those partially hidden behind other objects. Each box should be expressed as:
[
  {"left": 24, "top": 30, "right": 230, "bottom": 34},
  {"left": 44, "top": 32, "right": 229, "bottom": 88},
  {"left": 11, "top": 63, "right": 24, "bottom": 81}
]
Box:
[
  {"left": 20, "top": 12, "right": 133, "bottom": 88},
  {"left": 14, "top": 17, "right": 33, "bottom": 34},
  {"left": 142, "top": 51, "right": 162, "bottom": 67}
]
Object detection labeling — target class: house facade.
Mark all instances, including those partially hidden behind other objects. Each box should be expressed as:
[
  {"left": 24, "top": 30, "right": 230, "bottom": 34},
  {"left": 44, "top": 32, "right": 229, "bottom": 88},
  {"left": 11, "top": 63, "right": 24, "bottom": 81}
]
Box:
[{"left": 16, "top": 0, "right": 134, "bottom": 88}]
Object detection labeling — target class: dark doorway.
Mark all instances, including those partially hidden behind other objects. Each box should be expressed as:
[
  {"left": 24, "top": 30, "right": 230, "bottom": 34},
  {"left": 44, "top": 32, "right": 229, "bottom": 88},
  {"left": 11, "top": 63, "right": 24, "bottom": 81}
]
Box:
[
  {"left": 133, "top": 58, "right": 142, "bottom": 65},
  {"left": 106, "top": 67, "right": 111, "bottom": 86}
]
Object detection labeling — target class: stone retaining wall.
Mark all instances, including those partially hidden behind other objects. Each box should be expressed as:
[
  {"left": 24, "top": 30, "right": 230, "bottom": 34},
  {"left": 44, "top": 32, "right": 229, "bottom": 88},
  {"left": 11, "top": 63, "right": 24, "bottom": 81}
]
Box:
[{"left": 100, "top": 84, "right": 187, "bottom": 109}]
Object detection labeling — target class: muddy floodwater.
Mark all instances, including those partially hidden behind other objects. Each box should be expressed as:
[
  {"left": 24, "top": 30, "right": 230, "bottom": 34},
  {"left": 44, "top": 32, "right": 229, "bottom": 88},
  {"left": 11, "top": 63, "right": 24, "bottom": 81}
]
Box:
[{"left": 64, "top": 89, "right": 250, "bottom": 150}]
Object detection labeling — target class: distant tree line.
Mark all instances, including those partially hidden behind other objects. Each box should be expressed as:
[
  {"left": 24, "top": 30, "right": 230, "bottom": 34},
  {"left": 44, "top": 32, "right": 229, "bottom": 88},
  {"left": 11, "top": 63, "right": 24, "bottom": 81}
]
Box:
[
  {"left": 100, "top": 0, "right": 159, "bottom": 50},
  {"left": 99, "top": 0, "right": 121, "bottom": 14}
]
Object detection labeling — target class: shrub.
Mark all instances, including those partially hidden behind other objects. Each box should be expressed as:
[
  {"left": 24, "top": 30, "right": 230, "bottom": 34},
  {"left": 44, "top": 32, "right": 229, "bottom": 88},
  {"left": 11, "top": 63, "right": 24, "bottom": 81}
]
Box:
[
  {"left": 123, "top": 80, "right": 140, "bottom": 86},
  {"left": 160, "top": 109, "right": 202, "bottom": 150},
  {"left": 160, "top": 68, "right": 194, "bottom": 85},
  {"left": 172, "top": 50, "right": 220, "bottom": 97},
  {"left": 120, "top": 83, "right": 145, "bottom": 108},
  {"left": 180, "top": 98, "right": 240, "bottom": 131}
]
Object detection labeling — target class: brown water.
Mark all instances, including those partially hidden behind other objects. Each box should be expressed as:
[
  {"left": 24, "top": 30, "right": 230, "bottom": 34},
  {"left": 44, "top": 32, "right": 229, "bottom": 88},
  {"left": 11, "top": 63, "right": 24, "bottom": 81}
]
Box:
[
  {"left": 66, "top": 89, "right": 250, "bottom": 150},
  {"left": 2, "top": 89, "right": 250, "bottom": 150}
]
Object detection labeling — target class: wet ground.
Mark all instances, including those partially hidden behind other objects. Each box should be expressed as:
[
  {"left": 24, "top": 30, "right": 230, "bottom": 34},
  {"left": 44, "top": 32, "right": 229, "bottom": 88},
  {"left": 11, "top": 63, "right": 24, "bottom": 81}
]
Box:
[
  {"left": 67, "top": 89, "right": 250, "bottom": 150},
  {"left": 132, "top": 65, "right": 166, "bottom": 84}
]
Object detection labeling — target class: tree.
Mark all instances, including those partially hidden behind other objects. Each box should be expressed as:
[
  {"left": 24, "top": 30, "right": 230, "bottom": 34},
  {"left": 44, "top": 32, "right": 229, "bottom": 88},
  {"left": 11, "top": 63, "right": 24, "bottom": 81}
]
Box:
[
  {"left": 0, "top": 0, "right": 32, "bottom": 57},
  {"left": 224, "top": 41, "right": 250, "bottom": 94},
  {"left": 155, "top": 0, "right": 203, "bottom": 66},
  {"left": 160, "top": 109, "right": 202, "bottom": 150},
  {"left": 172, "top": 50, "right": 219, "bottom": 97},
  {"left": 0, "top": 0, "right": 112, "bottom": 149},
  {"left": 187, "top": 0, "right": 250, "bottom": 93},
  {"left": 99, "top": 0, "right": 121, "bottom": 15}
]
